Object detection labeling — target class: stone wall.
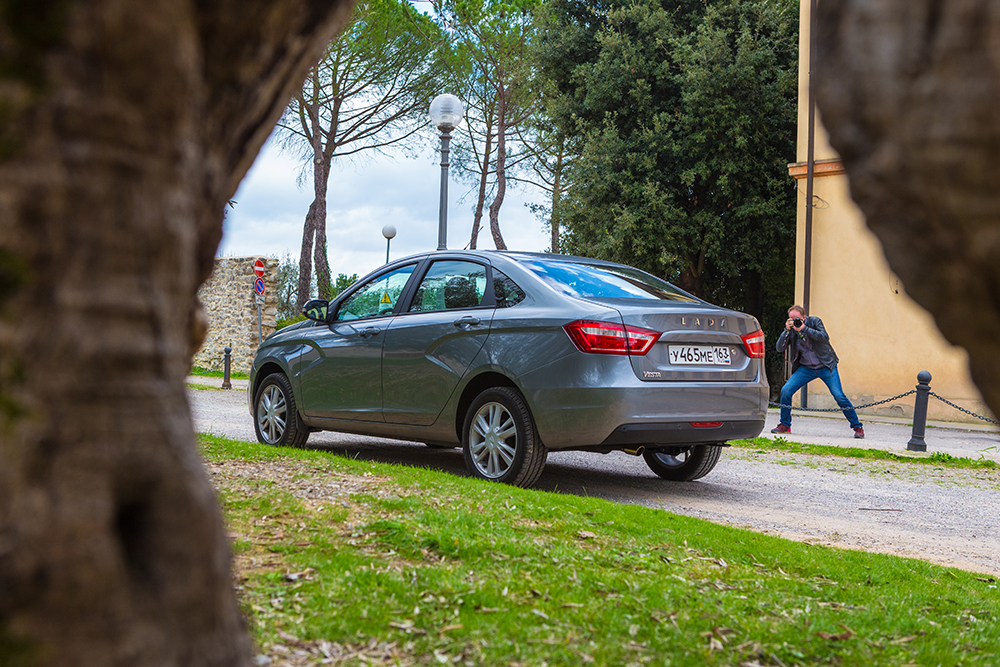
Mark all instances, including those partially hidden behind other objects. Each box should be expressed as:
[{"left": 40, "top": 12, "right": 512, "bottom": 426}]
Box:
[{"left": 193, "top": 256, "right": 279, "bottom": 375}]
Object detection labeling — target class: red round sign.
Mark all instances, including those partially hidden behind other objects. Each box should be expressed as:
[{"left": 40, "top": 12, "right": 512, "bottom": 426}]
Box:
[{"left": 253, "top": 259, "right": 265, "bottom": 278}]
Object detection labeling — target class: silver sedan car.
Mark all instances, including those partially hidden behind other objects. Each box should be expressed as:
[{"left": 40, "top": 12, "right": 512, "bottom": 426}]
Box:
[{"left": 249, "top": 251, "right": 767, "bottom": 487}]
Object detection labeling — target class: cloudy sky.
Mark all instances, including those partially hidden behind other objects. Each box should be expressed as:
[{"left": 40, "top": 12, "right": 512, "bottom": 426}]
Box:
[{"left": 218, "top": 126, "right": 552, "bottom": 282}]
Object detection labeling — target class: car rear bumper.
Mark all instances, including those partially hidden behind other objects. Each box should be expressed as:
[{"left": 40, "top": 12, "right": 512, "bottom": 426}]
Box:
[
  {"left": 599, "top": 420, "right": 765, "bottom": 447},
  {"left": 516, "top": 353, "right": 768, "bottom": 450}
]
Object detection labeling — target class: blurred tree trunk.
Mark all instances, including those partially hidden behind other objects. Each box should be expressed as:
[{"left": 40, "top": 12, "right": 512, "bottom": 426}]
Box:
[
  {"left": 814, "top": 0, "right": 1000, "bottom": 418},
  {"left": 0, "top": 1, "right": 356, "bottom": 665}
]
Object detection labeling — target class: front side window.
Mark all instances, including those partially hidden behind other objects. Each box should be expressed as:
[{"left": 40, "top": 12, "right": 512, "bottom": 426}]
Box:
[
  {"left": 335, "top": 264, "right": 416, "bottom": 321},
  {"left": 519, "top": 259, "right": 699, "bottom": 302},
  {"left": 409, "top": 261, "right": 487, "bottom": 313}
]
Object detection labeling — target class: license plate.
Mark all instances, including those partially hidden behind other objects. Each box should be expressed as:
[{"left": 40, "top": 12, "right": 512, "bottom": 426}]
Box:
[{"left": 668, "top": 345, "right": 732, "bottom": 366}]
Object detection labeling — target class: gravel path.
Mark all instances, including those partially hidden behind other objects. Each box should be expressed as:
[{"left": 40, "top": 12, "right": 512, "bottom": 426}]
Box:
[{"left": 190, "top": 380, "right": 1000, "bottom": 576}]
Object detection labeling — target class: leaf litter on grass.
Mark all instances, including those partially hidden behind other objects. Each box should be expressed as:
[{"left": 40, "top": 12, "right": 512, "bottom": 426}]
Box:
[{"left": 202, "top": 436, "right": 1000, "bottom": 667}]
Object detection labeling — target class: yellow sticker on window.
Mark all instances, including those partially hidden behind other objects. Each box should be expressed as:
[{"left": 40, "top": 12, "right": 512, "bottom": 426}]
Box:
[{"left": 380, "top": 291, "right": 392, "bottom": 305}]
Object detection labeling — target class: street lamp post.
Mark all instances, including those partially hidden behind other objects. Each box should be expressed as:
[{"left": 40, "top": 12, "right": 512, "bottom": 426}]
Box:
[
  {"left": 382, "top": 224, "right": 396, "bottom": 264},
  {"left": 429, "top": 94, "right": 464, "bottom": 251}
]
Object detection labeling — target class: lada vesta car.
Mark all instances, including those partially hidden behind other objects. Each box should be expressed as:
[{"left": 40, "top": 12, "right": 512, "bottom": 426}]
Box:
[{"left": 249, "top": 251, "right": 768, "bottom": 487}]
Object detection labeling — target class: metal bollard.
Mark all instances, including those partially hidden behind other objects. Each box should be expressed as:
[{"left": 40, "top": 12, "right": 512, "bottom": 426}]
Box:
[
  {"left": 222, "top": 345, "right": 232, "bottom": 390},
  {"left": 907, "top": 370, "right": 931, "bottom": 452}
]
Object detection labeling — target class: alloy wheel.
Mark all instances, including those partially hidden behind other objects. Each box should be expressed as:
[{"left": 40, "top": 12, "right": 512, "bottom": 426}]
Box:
[
  {"left": 468, "top": 401, "right": 518, "bottom": 479},
  {"left": 257, "top": 384, "right": 287, "bottom": 444}
]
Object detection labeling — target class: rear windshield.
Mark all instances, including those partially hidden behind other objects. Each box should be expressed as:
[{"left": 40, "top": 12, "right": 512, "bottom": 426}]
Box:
[{"left": 519, "top": 258, "right": 699, "bottom": 302}]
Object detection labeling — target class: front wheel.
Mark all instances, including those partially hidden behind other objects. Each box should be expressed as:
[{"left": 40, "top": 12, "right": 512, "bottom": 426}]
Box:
[
  {"left": 462, "top": 387, "right": 547, "bottom": 487},
  {"left": 642, "top": 445, "right": 722, "bottom": 481},
  {"left": 253, "top": 373, "right": 309, "bottom": 448}
]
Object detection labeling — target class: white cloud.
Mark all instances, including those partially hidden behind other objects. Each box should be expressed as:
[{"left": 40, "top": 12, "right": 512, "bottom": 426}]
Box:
[{"left": 219, "top": 133, "right": 551, "bottom": 281}]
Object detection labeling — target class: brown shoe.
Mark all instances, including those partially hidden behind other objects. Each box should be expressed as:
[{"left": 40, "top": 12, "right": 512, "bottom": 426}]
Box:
[
  {"left": 854, "top": 426, "right": 865, "bottom": 439},
  {"left": 771, "top": 424, "right": 790, "bottom": 434}
]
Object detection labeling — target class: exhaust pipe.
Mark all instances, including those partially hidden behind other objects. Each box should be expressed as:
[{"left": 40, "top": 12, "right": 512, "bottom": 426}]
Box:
[{"left": 621, "top": 447, "right": 645, "bottom": 456}]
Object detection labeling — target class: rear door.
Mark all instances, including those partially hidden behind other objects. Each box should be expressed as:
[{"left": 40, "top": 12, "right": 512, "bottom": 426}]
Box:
[{"left": 381, "top": 259, "right": 494, "bottom": 425}]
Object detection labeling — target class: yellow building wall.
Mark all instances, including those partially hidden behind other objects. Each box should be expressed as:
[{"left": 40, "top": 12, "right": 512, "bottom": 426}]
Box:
[{"left": 791, "top": 0, "right": 988, "bottom": 423}]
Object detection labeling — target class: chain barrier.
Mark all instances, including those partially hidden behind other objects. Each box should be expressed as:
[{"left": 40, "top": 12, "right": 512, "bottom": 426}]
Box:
[
  {"left": 189, "top": 362, "right": 223, "bottom": 376},
  {"left": 769, "top": 389, "right": 1000, "bottom": 426},
  {"left": 768, "top": 390, "right": 916, "bottom": 412},
  {"left": 929, "top": 392, "right": 1000, "bottom": 425}
]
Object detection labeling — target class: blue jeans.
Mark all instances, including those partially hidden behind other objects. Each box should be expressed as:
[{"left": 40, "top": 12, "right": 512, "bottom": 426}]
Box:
[{"left": 779, "top": 365, "right": 862, "bottom": 428}]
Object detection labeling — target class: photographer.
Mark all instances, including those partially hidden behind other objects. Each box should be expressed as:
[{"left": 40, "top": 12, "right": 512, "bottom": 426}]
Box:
[{"left": 771, "top": 305, "right": 864, "bottom": 438}]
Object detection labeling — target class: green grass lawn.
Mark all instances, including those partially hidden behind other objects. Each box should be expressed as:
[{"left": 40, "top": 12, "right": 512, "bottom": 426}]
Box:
[
  {"left": 201, "top": 435, "right": 999, "bottom": 667},
  {"left": 733, "top": 436, "right": 998, "bottom": 469}
]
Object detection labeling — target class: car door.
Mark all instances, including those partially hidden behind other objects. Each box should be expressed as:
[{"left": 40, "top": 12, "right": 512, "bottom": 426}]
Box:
[
  {"left": 381, "top": 259, "right": 495, "bottom": 425},
  {"left": 298, "top": 263, "right": 417, "bottom": 421}
]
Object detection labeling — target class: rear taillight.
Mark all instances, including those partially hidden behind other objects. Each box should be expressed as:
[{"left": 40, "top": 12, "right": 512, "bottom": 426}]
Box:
[
  {"left": 741, "top": 329, "right": 766, "bottom": 358},
  {"left": 563, "top": 320, "right": 661, "bottom": 356}
]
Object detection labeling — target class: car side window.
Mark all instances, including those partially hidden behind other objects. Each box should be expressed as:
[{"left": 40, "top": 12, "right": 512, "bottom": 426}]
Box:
[
  {"left": 335, "top": 264, "right": 416, "bottom": 321},
  {"left": 409, "top": 261, "right": 487, "bottom": 313},
  {"left": 492, "top": 269, "right": 526, "bottom": 308}
]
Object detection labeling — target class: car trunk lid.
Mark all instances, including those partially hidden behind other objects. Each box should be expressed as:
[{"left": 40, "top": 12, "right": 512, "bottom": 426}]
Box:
[{"left": 605, "top": 302, "right": 763, "bottom": 383}]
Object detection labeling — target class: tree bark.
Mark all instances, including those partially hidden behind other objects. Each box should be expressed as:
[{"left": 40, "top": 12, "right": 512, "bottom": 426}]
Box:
[
  {"left": 488, "top": 85, "right": 508, "bottom": 251},
  {"left": 300, "top": 157, "right": 332, "bottom": 305},
  {"left": 298, "top": 202, "right": 318, "bottom": 309},
  {"left": 813, "top": 0, "right": 1000, "bottom": 418},
  {"left": 297, "top": 88, "right": 327, "bottom": 309},
  {"left": 676, "top": 270, "right": 702, "bottom": 298},
  {"left": 0, "top": 1, "right": 356, "bottom": 665},
  {"left": 677, "top": 246, "right": 706, "bottom": 297},
  {"left": 470, "top": 127, "right": 494, "bottom": 250},
  {"left": 550, "top": 144, "right": 566, "bottom": 254},
  {"left": 313, "top": 159, "right": 332, "bottom": 299}
]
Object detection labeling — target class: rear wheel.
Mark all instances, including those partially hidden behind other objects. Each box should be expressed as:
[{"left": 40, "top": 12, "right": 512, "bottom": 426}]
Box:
[
  {"left": 642, "top": 445, "right": 722, "bottom": 481},
  {"left": 254, "top": 373, "right": 309, "bottom": 448},
  {"left": 462, "top": 387, "right": 546, "bottom": 487}
]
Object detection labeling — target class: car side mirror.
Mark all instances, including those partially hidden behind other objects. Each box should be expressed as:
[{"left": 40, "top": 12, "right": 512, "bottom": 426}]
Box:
[{"left": 302, "top": 299, "right": 330, "bottom": 322}]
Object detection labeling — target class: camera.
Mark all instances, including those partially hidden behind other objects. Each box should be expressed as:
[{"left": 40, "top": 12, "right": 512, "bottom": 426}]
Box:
[{"left": 792, "top": 318, "right": 803, "bottom": 327}]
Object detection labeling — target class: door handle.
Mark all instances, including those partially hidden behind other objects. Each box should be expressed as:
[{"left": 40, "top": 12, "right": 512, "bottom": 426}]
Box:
[
  {"left": 453, "top": 316, "right": 481, "bottom": 327},
  {"left": 360, "top": 326, "right": 381, "bottom": 338}
]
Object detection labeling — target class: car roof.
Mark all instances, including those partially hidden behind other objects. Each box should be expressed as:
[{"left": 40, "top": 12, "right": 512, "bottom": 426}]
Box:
[
  {"left": 393, "top": 249, "right": 633, "bottom": 270},
  {"left": 499, "top": 251, "right": 626, "bottom": 268}
]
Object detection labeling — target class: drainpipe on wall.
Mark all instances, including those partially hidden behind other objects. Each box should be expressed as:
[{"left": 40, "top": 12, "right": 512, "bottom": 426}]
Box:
[{"left": 800, "top": 0, "right": 817, "bottom": 409}]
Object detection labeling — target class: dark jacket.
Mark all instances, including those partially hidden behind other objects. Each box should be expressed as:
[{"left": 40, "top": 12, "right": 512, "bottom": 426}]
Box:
[{"left": 775, "top": 315, "right": 839, "bottom": 371}]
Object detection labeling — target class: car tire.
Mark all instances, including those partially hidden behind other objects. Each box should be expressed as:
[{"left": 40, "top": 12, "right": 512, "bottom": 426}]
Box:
[
  {"left": 253, "top": 373, "right": 309, "bottom": 448},
  {"left": 642, "top": 445, "right": 722, "bottom": 481},
  {"left": 462, "top": 387, "right": 547, "bottom": 487}
]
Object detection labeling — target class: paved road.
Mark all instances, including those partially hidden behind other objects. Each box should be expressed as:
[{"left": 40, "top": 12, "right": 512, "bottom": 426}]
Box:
[{"left": 190, "top": 377, "right": 1000, "bottom": 575}]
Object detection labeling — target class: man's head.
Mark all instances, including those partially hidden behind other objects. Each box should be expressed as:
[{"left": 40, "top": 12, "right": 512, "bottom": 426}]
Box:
[{"left": 788, "top": 305, "right": 806, "bottom": 320}]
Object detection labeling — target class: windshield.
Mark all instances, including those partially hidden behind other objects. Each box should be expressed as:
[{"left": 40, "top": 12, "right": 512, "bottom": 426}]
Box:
[{"left": 519, "top": 258, "right": 699, "bottom": 302}]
